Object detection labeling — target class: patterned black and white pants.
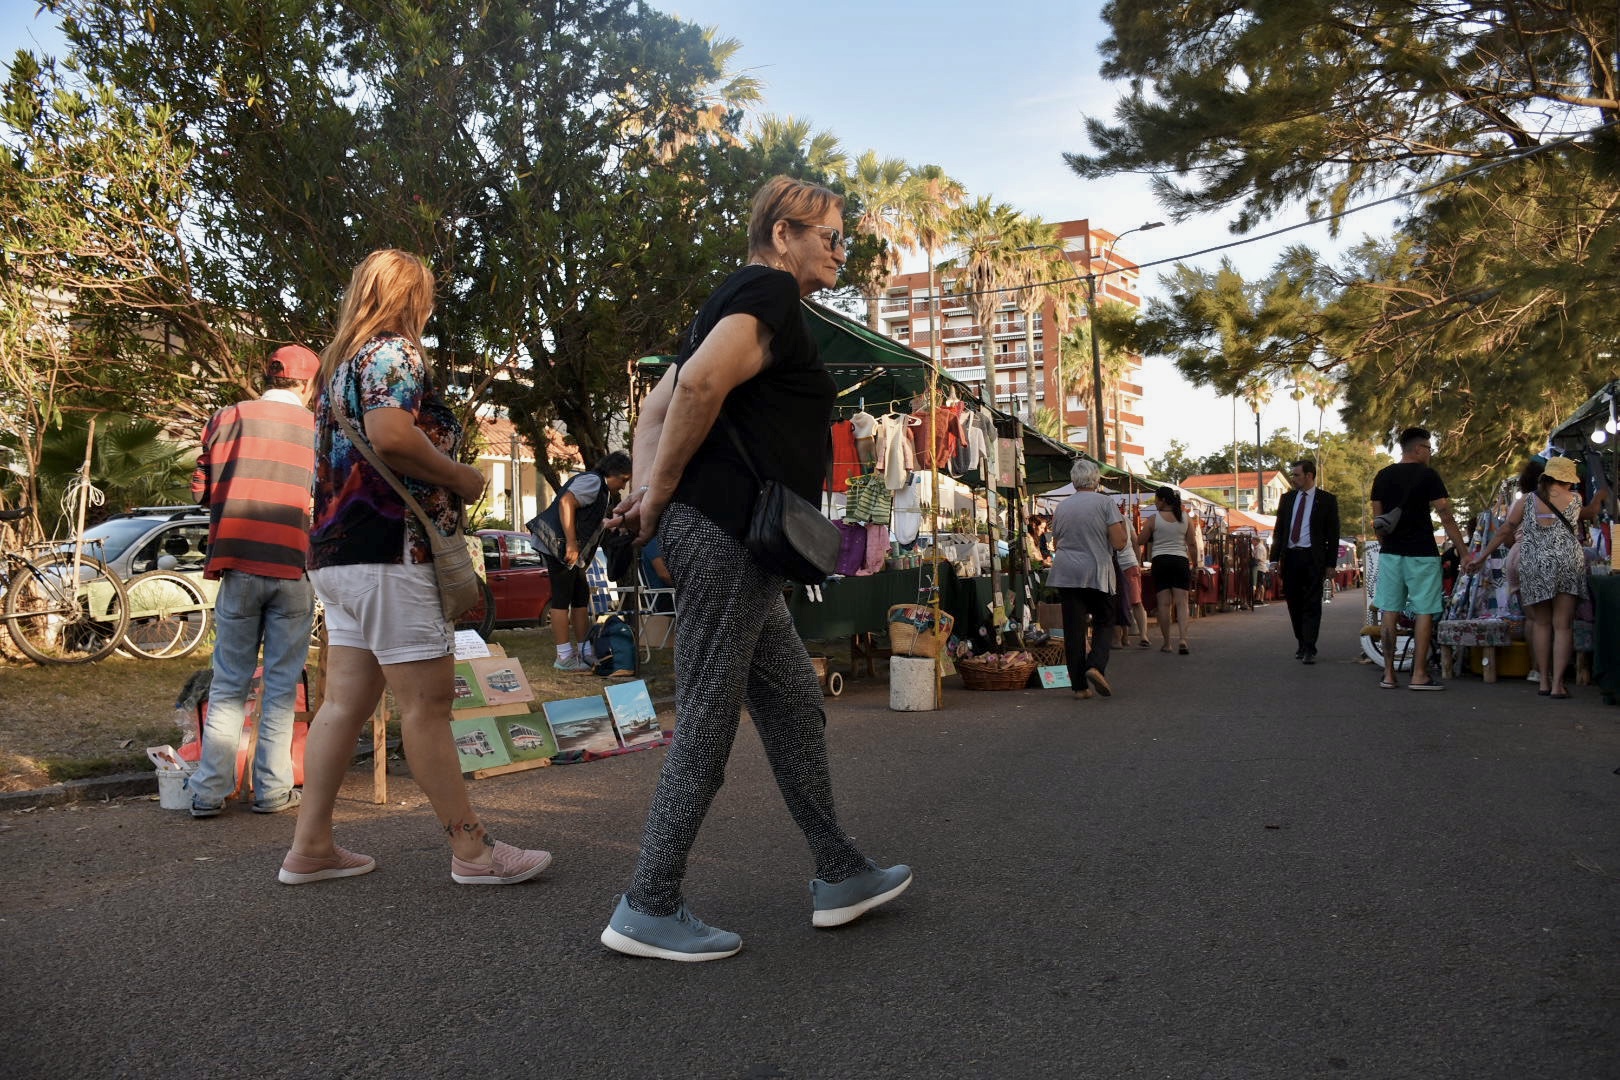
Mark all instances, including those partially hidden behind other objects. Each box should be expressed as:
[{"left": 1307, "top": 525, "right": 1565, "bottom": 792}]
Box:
[{"left": 625, "top": 503, "right": 869, "bottom": 916}]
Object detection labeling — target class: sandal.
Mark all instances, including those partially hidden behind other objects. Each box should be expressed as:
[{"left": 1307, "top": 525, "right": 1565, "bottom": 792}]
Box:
[
  {"left": 1139, "top": 639, "right": 1152, "bottom": 648},
  {"left": 1160, "top": 645, "right": 1172, "bottom": 653},
  {"left": 1178, "top": 643, "right": 1190, "bottom": 655}
]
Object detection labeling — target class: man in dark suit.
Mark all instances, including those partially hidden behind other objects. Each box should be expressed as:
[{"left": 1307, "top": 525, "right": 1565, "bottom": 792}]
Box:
[{"left": 1271, "top": 459, "right": 1341, "bottom": 664}]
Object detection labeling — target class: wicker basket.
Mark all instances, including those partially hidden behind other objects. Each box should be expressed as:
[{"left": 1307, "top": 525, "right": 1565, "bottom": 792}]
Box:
[
  {"left": 1027, "top": 641, "right": 1066, "bottom": 668},
  {"left": 955, "top": 657, "right": 1038, "bottom": 691},
  {"left": 887, "top": 604, "right": 955, "bottom": 658}
]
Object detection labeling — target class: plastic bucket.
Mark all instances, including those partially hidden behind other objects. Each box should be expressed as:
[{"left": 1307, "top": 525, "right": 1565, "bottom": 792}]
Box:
[
  {"left": 889, "top": 656, "right": 938, "bottom": 712},
  {"left": 155, "top": 763, "right": 198, "bottom": 810}
]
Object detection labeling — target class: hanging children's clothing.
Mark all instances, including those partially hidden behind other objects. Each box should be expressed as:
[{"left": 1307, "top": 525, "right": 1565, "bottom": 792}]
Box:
[
  {"left": 876, "top": 412, "right": 918, "bottom": 492},
  {"left": 828, "top": 419, "right": 859, "bottom": 493},
  {"left": 843, "top": 472, "right": 892, "bottom": 525},
  {"left": 850, "top": 411, "right": 878, "bottom": 468},
  {"left": 891, "top": 473, "right": 923, "bottom": 546}
]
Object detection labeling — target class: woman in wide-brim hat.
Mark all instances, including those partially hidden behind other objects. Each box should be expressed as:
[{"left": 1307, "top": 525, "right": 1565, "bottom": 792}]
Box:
[{"left": 1468, "top": 454, "right": 1604, "bottom": 697}]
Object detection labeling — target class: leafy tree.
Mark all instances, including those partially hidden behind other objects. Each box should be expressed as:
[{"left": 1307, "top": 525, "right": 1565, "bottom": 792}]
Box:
[
  {"left": 17, "top": 0, "right": 876, "bottom": 493},
  {"left": 1144, "top": 438, "right": 1199, "bottom": 483},
  {"left": 25, "top": 414, "right": 196, "bottom": 537},
  {"left": 1069, "top": 1, "right": 1620, "bottom": 504}
]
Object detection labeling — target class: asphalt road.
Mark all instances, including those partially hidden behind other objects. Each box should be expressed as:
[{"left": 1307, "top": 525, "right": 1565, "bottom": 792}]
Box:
[{"left": 3, "top": 591, "right": 1618, "bottom": 1080}]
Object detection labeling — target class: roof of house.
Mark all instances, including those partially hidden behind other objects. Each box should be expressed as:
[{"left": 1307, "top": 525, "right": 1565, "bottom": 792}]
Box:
[
  {"left": 474, "top": 416, "right": 582, "bottom": 467},
  {"left": 1181, "top": 470, "right": 1285, "bottom": 488}
]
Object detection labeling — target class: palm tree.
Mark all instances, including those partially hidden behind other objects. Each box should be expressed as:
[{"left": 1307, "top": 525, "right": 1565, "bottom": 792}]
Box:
[
  {"left": 1061, "top": 300, "right": 1137, "bottom": 458},
  {"left": 844, "top": 151, "right": 913, "bottom": 330},
  {"left": 1239, "top": 375, "right": 1274, "bottom": 512},
  {"left": 745, "top": 115, "right": 847, "bottom": 176},
  {"left": 1300, "top": 368, "right": 1339, "bottom": 472},
  {"left": 943, "top": 197, "right": 1024, "bottom": 403},
  {"left": 1004, "top": 218, "right": 1069, "bottom": 420},
  {"left": 897, "top": 164, "right": 964, "bottom": 370},
  {"left": 645, "top": 28, "right": 761, "bottom": 160}
]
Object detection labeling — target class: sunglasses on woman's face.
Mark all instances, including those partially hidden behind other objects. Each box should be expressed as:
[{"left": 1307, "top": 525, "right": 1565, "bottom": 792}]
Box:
[{"left": 790, "top": 221, "right": 849, "bottom": 251}]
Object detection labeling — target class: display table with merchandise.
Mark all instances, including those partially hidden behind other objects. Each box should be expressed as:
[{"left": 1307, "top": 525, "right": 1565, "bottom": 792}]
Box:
[{"left": 789, "top": 563, "right": 996, "bottom": 674}]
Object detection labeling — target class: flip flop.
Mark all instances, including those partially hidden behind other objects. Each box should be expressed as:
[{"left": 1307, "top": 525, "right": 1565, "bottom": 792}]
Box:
[
  {"left": 1537, "top": 689, "right": 1551, "bottom": 697},
  {"left": 1160, "top": 646, "right": 1172, "bottom": 653},
  {"left": 1139, "top": 639, "right": 1152, "bottom": 648},
  {"left": 1178, "top": 643, "right": 1190, "bottom": 655},
  {"left": 1409, "top": 682, "right": 1445, "bottom": 691},
  {"left": 1550, "top": 690, "right": 1570, "bottom": 699},
  {"left": 1379, "top": 679, "right": 1398, "bottom": 689}
]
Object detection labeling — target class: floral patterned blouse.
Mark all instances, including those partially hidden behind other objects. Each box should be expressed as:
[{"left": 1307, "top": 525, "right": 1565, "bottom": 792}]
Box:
[{"left": 309, "top": 333, "right": 462, "bottom": 568}]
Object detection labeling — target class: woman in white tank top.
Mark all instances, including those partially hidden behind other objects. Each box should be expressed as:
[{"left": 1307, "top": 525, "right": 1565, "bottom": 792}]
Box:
[{"left": 1136, "top": 486, "right": 1199, "bottom": 653}]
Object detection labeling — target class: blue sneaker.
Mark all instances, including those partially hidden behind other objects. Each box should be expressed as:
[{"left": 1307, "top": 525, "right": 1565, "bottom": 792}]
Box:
[
  {"left": 600, "top": 895, "right": 742, "bottom": 962},
  {"left": 810, "top": 861, "right": 913, "bottom": 928}
]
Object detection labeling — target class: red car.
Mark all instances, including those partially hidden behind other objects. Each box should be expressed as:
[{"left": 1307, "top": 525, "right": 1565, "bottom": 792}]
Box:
[{"left": 468, "top": 529, "right": 552, "bottom": 632}]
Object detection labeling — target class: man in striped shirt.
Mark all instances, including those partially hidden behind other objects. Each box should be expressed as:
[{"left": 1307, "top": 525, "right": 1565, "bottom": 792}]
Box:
[{"left": 186, "top": 345, "right": 319, "bottom": 818}]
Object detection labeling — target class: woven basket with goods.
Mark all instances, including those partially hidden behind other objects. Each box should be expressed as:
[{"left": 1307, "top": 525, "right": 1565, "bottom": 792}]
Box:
[
  {"left": 887, "top": 604, "right": 955, "bottom": 658},
  {"left": 1028, "top": 641, "right": 1066, "bottom": 668},
  {"left": 955, "top": 650, "right": 1037, "bottom": 691}
]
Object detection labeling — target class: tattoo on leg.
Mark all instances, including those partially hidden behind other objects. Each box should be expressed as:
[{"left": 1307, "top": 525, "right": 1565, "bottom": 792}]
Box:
[{"left": 442, "top": 818, "right": 487, "bottom": 843}]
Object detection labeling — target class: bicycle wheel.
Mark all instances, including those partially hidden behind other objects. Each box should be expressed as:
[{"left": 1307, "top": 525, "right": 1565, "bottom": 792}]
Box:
[
  {"left": 122, "top": 570, "right": 212, "bottom": 659},
  {"left": 4, "top": 552, "right": 129, "bottom": 664},
  {"left": 453, "top": 578, "right": 497, "bottom": 639}
]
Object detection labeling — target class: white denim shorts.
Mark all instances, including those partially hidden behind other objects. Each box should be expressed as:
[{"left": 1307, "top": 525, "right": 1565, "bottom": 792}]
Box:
[{"left": 309, "top": 557, "right": 452, "bottom": 664}]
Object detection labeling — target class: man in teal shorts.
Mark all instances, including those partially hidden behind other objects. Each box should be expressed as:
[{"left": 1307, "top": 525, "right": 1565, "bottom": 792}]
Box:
[{"left": 1369, "top": 427, "right": 1470, "bottom": 690}]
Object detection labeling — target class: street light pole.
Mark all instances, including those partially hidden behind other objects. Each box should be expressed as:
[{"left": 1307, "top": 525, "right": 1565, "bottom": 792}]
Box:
[{"left": 1085, "top": 220, "right": 1162, "bottom": 463}]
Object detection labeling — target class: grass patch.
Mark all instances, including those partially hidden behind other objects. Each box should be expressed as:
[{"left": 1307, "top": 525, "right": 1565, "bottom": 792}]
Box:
[{"left": 0, "top": 623, "right": 677, "bottom": 792}]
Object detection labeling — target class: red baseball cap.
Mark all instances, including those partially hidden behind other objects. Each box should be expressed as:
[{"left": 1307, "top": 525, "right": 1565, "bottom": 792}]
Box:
[{"left": 266, "top": 344, "right": 321, "bottom": 381}]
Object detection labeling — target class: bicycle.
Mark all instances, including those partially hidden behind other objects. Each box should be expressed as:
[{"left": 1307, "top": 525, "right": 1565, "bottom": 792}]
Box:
[
  {"left": 1359, "top": 540, "right": 1439, "bottom": 677},
  {"left": 1, "top": 507, "right": 131, "bottom": 664},
  {"left": 120, "top": 569, "right": 212, "bottom": 660}
]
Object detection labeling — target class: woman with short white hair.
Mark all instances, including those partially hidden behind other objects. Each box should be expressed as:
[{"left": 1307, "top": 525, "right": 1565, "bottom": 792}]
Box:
[{"left": 1048, "top": 459, "right": 1127, "bottom": 698}]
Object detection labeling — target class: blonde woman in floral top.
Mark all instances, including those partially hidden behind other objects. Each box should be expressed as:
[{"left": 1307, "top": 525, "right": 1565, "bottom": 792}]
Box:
[{"left": 281, "top": 250, "right": 551, "bottom": 888}]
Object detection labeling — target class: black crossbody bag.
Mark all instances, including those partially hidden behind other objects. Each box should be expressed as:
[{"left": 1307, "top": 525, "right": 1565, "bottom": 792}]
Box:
[{"left": 720, "top": 416, "right": 840, "bottom": 584}]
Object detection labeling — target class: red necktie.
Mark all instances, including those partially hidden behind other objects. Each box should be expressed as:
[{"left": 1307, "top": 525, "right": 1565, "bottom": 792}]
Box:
[{"left": 1290, "top": 493, "right": 1307, "bottom": 545}]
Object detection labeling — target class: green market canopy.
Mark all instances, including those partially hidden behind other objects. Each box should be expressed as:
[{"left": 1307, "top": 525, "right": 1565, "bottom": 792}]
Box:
[{"left": 638, "top": 299, "right": 1155, "bottom": 495}]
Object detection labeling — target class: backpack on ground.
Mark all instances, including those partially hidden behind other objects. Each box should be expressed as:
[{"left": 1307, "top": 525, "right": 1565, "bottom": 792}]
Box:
[{"left": 587, "top": 614, "right": 637, "bottom": 676}]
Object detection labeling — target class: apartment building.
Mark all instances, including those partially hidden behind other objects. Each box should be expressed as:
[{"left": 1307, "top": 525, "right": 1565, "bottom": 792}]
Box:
[{"left": 872, "top": 219, "right": 1150, "bottom": 472}]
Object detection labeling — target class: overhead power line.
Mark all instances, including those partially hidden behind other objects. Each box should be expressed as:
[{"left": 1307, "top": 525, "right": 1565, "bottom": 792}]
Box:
[{"left": 895, "top": 120, "right": 1620, "bottom": 303}]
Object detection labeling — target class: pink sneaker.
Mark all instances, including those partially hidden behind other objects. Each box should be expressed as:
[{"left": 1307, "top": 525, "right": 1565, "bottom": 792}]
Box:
[
  {"left": 451, "top": 841, "right": 553, "bottom": 885},
  {"left": 278, "top": 845, "right": 377, "bottom": 885}
]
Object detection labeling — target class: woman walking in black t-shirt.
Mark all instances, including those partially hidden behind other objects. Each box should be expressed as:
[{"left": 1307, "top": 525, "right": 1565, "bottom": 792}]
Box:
[{"left": 598, "top": 176, "right": 912, "bottom": 961}]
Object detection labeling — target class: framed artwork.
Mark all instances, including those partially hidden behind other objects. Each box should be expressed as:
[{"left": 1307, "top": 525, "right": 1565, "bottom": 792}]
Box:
[
  {"left": 497, "top": 714, "right": 558, "bottom": 762},
  {"left": 451, "top": 662, "right": 487, "bottom": 710},
  {"left": 466, "top": 657, "right": 535, "bottom": 708},
  {"left": 1037, "top": 665, "right": 1071, "bottom": 689},
  {"left": 450, "top": 716, "right": 511, "bottom": 770},
  {"left": 604, "top": 680, "right": 662, "bottom": 748},
  {"left": 541, "top": 696, "right": 619, "bottom": 755}
]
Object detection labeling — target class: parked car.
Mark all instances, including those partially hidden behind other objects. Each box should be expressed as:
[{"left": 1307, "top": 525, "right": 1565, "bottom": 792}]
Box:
[
  {"left": 73, "top": 507, "right": 217, "bottom": 593},
  {"left": 476, "top": 529, "right": 552, "bottom": 626}
]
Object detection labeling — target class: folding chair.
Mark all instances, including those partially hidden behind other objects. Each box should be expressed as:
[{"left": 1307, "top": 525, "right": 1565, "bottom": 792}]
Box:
[{"left": 588, "top": 552, "right": 679, "bottom": 662}]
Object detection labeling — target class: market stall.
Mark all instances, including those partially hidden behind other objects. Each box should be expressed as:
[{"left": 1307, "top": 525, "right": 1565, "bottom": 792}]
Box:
[
  {"left": 1546, "top": 382, "right": 1620, "bottom": 700},
  {"left": 633, "top": 301, "right": 1091, "bottom": 688}
]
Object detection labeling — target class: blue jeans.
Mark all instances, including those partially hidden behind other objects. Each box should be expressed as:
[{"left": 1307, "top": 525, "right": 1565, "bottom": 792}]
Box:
[{"left": 187, "top": 571, "right": 314, "bottom": 811}]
